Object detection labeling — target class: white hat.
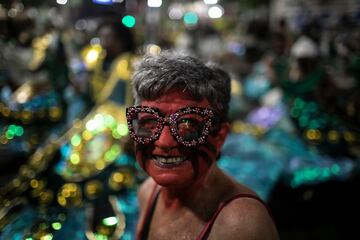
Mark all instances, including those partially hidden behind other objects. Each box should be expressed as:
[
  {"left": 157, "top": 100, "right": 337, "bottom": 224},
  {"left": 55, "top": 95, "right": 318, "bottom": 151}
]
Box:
[{"left": 290, "top": 36, "right": 318, "bottom": 58}]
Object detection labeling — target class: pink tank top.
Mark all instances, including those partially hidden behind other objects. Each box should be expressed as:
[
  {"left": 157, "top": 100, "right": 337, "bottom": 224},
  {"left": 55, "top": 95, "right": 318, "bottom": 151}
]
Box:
[{"left": 136, "top": 185, "right": 273, "bottom": 240}]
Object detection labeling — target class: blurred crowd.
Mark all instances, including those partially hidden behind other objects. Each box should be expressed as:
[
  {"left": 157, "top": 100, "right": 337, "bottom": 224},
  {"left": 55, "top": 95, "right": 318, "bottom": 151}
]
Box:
[{"left": 0, "top": 1, "right": 359, "bottom": 239}]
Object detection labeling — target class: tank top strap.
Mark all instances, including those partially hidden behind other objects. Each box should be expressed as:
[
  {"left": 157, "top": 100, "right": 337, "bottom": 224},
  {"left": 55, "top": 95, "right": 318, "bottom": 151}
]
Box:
[
  {"left": 136, "top": 183, "right": 161, "bottom": 240},
  {"left": 196, "top": 194, "right": 270, "bottom": 240}
]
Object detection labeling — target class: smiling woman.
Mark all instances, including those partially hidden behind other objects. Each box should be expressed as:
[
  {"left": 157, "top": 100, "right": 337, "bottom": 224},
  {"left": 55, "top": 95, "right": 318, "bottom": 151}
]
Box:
[{"left": 128, "top": 50, "right": 279, "bottom": 240}]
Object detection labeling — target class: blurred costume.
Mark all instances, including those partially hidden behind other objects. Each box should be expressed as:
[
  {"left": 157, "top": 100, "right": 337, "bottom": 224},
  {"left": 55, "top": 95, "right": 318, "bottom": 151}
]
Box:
[
  {"left": 218, "top": 35, "right": 359, "bottom": 200},
  {"left": 81, "top": 44, "right": 134, "bottom": 106},
  {"left": 0, "top": 24, "right": 67, "bottom": 184},
  {"left": 0, "top": 21, "right": 143, "bottom": 239},
  {"left": 0, "top": 101, "right": 142, "bottom": 239},
  {"left": 280, "top": 36, "right": 359, "bottom": 158}
]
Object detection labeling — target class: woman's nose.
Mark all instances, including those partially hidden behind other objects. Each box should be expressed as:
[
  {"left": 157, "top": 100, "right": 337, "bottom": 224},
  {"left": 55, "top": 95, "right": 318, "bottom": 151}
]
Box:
[{"left": 154, "top": 125, "right": 178, "bottom": 149}]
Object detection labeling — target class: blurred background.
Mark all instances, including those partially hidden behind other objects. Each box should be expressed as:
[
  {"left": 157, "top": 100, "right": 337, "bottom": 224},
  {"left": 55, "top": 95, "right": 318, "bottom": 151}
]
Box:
[{"left": 0, "top": 0, "right": 359, "bottom": 239}]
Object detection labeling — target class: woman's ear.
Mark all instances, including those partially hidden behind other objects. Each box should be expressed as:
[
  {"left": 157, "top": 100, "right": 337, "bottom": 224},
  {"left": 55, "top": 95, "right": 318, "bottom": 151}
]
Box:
[{"left": 215, "top": 122, "right": 230, "bottom": 149}]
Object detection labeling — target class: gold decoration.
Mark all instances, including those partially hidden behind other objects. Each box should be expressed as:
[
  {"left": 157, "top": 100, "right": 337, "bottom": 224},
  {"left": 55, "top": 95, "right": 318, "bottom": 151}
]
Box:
[
  {"left": 28, "top": 33, "right": 53, "bottom": 71},
  {"left": 327, "top": 130, "right": 339, "bottom": 142},
  {"left": 108, "top": 168, "right": 135, "bottom": 191},
  {"left": 21, "top": 109, "right": 33, "bottom": 122},
  {"left": 19, "top": 165, "right": 36, "bottom": 179},
  {"left": 81, "top": 44, "right": 103, "bottom": 70},
  {"left": 38, "top": 189, "right": 54, "bottom": 205},
  {"left": 231, "top": 120, "right": 265, "bottom": 137},
  {"left": 344, "top": 131, "right": 356, "bottom": 142},
  {"left": 82, "top": 42, "right": 137, "bottom": 104},
  {"left": 57, "top": 183, "right": 82, "bottom": 207},
  {"left": 30, "top": 179, "right": 46, "bottom": 198},
  {"left": 305, "top": 129, "right": 322, "bottom": 141},
  {"left": 84, "top": 180, "right": 103, "bottom": 200},
  {"left": 57, "top": 103, "right": 128, "bottom": 182},
  {"left": 48, "top": 106, "right": 62, "bottom": 121}
]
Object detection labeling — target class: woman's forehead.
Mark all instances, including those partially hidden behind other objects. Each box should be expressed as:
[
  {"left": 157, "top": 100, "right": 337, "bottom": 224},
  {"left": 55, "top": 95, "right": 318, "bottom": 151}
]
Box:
[{"left": 140, "top": 91, "right": 210, "bottom": 114}]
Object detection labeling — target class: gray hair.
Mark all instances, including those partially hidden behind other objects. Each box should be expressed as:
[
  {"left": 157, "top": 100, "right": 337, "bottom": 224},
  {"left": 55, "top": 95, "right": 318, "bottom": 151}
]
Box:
[{"left": 132, "top": 51, "right": 231, "bottom": 119}]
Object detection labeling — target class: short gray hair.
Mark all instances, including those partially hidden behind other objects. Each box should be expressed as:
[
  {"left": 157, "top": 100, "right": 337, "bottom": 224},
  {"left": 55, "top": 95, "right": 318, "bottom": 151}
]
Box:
[{"left": 132, "top": 51, "right": 231, "bottom": 119}]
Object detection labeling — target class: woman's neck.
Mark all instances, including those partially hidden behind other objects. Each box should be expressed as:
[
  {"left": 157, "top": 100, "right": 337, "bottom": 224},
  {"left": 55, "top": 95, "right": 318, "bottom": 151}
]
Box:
[{"left": 159, "top": 165, "right": 221, "bottom": 209}]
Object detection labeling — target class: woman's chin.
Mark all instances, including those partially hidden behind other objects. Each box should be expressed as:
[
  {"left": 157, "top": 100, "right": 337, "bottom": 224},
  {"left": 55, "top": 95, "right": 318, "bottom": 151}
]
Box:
[{"left": 146, "top": 159, "right": 194, "bottom": 188}]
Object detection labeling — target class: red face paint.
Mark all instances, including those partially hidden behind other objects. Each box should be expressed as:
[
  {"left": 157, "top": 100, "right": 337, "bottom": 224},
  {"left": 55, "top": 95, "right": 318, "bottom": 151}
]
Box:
[{"left": 135, "top": 91, "right": 222, "bottom": 190}]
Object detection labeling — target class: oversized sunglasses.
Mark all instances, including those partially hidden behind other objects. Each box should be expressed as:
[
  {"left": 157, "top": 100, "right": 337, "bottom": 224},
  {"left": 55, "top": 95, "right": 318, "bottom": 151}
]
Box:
[{"left": 126, "top": 106, "right": 216, "bottom": 147}]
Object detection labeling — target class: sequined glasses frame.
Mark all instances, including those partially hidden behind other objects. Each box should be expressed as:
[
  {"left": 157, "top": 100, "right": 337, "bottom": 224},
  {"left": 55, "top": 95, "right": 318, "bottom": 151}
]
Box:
[{"left": 126, "top": 106, "right": 215, "bottom": 147}]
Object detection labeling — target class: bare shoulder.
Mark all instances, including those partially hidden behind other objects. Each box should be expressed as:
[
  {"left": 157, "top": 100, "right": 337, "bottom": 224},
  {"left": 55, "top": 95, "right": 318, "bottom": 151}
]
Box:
[
  {"left": 210, "top": 195, "right": 279, "bottom": 240},
  {"left": 137, "top": 177, "right": 156, "bottom": 211}
]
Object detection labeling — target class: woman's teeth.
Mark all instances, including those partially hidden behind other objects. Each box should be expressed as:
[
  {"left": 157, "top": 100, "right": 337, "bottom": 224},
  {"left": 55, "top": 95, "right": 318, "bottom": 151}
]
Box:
[{"left": 155, "top": 156, "right": 186, "bottom": 165}]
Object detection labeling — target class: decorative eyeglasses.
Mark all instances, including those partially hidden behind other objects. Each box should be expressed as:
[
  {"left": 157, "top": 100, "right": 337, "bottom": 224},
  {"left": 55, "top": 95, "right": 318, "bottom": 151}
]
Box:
[{"left": 126, "top": 106, "right": 216, "bottom": 147}]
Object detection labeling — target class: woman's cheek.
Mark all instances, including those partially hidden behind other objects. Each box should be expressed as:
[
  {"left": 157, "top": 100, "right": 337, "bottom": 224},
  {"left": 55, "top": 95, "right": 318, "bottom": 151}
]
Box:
[{"left": 135, "top": 144, "right": 151, "bottom": 170}]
